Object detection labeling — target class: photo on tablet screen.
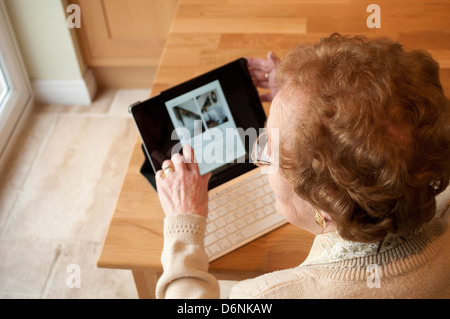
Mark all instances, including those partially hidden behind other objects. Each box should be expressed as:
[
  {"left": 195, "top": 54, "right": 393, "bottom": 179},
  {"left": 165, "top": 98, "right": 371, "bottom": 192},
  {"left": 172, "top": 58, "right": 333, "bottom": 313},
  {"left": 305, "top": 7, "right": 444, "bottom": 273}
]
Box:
[
  {"left": 171, "top": 99, "right": 205, "bottom": 138},
  {"left": 196, "top": 89, "right": 229, "bottom": 128},
  {"left": 165, "top": 80, "right": 246, "bottom": 175}
]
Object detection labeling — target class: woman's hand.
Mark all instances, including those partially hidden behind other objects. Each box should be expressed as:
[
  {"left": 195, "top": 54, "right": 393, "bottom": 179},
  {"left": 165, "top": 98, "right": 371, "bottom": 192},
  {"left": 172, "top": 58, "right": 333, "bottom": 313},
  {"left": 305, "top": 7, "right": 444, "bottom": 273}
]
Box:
[
  {"left": 246, "top": 51, "right": 280, "bottom": 102},
  {"left": 155, "top": 144, "right": 211, "bottom": 218}
]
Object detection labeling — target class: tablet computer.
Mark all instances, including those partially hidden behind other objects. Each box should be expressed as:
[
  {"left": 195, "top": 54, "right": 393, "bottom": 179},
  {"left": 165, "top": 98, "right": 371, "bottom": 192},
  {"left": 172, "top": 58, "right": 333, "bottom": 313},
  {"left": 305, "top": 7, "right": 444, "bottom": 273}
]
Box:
[{"left": 129, "top": 58, "right": 266, "bottom": 190}]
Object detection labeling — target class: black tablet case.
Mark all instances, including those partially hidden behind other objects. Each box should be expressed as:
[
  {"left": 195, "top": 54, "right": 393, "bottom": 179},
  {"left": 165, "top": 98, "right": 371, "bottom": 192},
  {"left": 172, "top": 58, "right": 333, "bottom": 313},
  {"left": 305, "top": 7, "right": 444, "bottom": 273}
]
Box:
[{"left": 140, "top": 144, "right": 157, "bottom": 190}]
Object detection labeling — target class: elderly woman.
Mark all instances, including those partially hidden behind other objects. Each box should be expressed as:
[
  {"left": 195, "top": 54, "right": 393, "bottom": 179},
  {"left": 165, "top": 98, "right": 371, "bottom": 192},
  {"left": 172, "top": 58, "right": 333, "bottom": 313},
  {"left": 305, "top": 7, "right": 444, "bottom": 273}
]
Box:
[{"left": 154, "top": 34, "right": 450, "bottom": 298}]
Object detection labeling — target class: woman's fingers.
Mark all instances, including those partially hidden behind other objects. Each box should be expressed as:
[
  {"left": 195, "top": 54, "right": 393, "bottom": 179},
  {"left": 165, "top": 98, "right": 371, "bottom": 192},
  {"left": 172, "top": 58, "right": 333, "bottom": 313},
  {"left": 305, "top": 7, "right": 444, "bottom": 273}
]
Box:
[
  {"left": 183, "top": 144, "right": 200, "bottom": 173},
  {"left": 155, "top": 147, "right": 210, "bottom": 217},
  {"left": 161, "top": 159, "right": 175, "bottom": 177},
  {"left": 246, "top": 56, "right": 272, "bottom": 72},
  {"left": 155, "top": 169, "right": 165, "bottom": 181},
  {"left": 171, "top": 152, "right": 186, "bottom": 172},
  {"left": 246, "top": 52, "right": 280, "bottom": 103},
  {"left": 247, "top": 52, "right": 278, "bottom": 71},
  {"left": 267, "top": 51, "right": 280, "bottom": 65}
]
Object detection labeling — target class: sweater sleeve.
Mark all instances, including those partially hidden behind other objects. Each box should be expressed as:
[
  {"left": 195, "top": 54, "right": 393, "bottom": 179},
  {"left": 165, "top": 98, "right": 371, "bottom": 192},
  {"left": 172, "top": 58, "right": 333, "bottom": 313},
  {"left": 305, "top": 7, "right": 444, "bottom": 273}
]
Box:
[{"left": 155, "top": 214, "right": 220, "bottom": 299}]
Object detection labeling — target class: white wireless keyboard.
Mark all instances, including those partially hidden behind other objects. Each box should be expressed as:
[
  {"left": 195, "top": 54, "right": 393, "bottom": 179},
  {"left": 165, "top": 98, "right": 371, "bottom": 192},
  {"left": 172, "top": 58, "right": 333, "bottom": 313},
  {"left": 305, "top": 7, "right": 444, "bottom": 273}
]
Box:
[{"left": 205, "top": 173, "right": 287, "bottom": 261}]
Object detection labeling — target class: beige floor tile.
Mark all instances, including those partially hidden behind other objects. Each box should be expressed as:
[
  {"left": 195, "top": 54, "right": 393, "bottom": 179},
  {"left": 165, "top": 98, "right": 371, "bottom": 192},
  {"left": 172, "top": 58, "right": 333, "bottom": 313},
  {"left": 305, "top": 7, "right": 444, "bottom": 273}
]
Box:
[
  {"left": 108, "top": 89, "right": 151, "bottom": 116},
  {"left": 0, "top": 188, "right": 19, "bottom": 232},
  {"left": 0, "top": 112, "right": 56, "bottom": 235},
  {"left": 0, "top": 238, "right": 60, "bottom": 296},
  {"left": 0, "top": 113, "right": 56, "bottom": 191},
  {"left": 2, "top": 115, "right": 136, "bottom": 242},
  {"left": 43, "top": 241, "right": 138, "bottom": 299}
]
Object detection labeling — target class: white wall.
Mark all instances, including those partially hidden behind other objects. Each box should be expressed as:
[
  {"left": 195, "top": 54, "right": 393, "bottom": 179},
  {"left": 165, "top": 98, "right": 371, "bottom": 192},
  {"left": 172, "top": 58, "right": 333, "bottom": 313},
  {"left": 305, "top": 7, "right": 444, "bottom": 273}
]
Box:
[{"left": 5, "top": 0, "right": 96, "bottom": 105}]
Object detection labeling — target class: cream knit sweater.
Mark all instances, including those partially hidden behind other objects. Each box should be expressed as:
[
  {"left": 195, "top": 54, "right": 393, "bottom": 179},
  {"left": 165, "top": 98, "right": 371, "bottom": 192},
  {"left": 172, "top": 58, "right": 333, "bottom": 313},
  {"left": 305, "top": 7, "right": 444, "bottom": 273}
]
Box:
[{"left": 156, "top": 209, "right": 450, "bottom": 299}]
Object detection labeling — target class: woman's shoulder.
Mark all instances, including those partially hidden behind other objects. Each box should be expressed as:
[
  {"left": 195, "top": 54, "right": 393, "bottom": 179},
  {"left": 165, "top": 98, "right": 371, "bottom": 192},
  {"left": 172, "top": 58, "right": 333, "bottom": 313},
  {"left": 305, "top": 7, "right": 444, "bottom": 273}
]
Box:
[
  {"left": 228, "top": 267, "right": 308, "bottom": 299},
  {"left": 228, "top": 213, "right": 450, "bottom": 299}
]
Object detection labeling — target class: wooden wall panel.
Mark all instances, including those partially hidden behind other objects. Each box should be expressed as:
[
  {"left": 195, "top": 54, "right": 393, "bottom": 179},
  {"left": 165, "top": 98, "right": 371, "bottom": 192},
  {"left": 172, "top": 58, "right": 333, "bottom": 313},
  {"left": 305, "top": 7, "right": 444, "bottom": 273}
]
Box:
[{"left": 71, "top": 0, "right": 179, "bottom": 68}]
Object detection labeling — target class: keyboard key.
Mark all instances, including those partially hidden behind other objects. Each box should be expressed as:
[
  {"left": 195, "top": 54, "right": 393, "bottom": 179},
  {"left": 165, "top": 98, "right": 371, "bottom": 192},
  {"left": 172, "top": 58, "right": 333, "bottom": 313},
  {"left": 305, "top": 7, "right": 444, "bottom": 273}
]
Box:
[
  {"left": 219, "top": 238, "right": 231, "bottom": 250},
  {"left": 263, "top": 205, "right": 275, "bottom": 215},
  {"left": 216, "top": 197, "right": 227, "bottom": 205},
  {"left": 229, "top": 231, "right": 243, "bottom": 245},
  {"left": 226, "top": 192, "right": 236, "bottom": 201},
  {"left": 253, "top": 200, "right": 264, "bottom": 209},
  {"left": 235, "top": 188, "right": 246, "bottom": 197},
  {"left": 236, "top": 197, "right": 247, "bottom": 207},
  {"left": 255, "top": 211, "right": 265, "bottom": 220},
  {"left": 217, "top": 207, "right": 228, "bottom": 216},
  {"left": 241, "top": 214, "right": 286, "bottom": 239},
  {"left": 208, "top": 243, "right": 221, "bottom": 256},
  {"left": 245, "top": 183, "right": 255, "bottom": 192},
  {"left": 208, "top": 211, "right": 218, "bottom": 221},
  {"left": 255, "top": 188, "right": 265, "bottom": 198},
  {"left": 215, "top": 217, "right": 226, "bottom": 228},
  {"left": 262, "top": 194, "right": 273, "bottom": 205},
  {"left": 205, "top": 233, "right": 218, "bottom": 246},
  {"left": 245, "top": 193, "right": 256, "bottom": 202},
  {"left": 225, "top": 223, "right": 237, "bottom": 234},
  {"left": 216, "top": 228, "right": 228, "bottom": 239},
  {"left": 224, "top": 213, "right": 236, "bottom": 223},
  {"left": 263, "top": 185, "right": 272, "bottom": 193},
  {"left": 226, "top": 202, "right": 238, "bottom": 212},
  {"left": 234, "top": 209, "right": 245, "bottom": 219},
  {"left": 235, "top": 219, "right": 247, "bottom": 229},
  {"left": 244, "top": 204, "right": 255, "bottom": 214},
  {"left": 206, "top": 223, "right": 217, "bottom": 234},
  {"left": 253, "top": 179, "right": 264, "bottom": 188},
  {"left": 245, "top": 214, "right": 256, "bottom": 224},
  {"left": 208, "top": 200, "right": 218, "bottom": 210}
]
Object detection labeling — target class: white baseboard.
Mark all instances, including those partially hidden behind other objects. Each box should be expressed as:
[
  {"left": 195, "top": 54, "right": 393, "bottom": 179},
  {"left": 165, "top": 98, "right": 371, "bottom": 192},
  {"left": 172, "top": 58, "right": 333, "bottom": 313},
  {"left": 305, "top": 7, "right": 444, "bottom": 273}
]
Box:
[{"left": 32, "top": 69, "right": 97, "bottom": 105}]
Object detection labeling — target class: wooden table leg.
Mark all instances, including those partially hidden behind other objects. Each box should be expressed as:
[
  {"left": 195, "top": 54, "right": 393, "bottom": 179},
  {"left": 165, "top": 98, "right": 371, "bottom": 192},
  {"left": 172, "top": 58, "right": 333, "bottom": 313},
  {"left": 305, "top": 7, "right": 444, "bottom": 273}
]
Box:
[{"left": 132, "top": 270, "right": 158, "bottom": 299}]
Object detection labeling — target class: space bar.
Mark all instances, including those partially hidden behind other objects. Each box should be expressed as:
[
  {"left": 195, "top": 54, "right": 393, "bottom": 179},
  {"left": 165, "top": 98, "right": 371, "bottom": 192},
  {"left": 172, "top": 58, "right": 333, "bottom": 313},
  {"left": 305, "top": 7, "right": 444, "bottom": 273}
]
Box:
[{"left": 241, "top": 214, "right": 285, "bottom": 239}]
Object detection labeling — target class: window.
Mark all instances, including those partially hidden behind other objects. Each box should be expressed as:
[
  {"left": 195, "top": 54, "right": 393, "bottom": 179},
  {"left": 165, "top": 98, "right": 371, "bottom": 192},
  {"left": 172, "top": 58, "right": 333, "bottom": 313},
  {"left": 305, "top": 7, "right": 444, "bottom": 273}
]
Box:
[
  {"left": 0, "top": 0, "right": 33, "bottom": 168},
  {"left": 0, "top": 61, "right": 9, "bottom": 109}
]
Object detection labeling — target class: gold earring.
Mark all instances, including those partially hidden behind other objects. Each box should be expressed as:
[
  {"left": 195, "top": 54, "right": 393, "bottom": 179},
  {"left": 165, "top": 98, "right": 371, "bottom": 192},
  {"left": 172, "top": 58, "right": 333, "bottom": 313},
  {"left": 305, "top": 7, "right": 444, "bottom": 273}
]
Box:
[{"left": 314, "top": 208, "right": 327, "bottom": 228}]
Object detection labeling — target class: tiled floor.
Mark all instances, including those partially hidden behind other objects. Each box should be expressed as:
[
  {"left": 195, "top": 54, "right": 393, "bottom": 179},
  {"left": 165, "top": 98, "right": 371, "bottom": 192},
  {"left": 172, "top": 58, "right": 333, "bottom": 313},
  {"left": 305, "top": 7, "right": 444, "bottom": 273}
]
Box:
[{"left": 0, "top": 89, "right": 152, "bottom": 298}]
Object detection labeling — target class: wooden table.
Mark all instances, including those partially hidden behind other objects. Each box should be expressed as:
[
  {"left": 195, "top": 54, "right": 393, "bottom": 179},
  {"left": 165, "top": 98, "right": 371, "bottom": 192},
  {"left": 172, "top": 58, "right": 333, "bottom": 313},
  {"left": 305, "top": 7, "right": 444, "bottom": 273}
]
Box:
[{"left": 97, "top": 0, "right": 450, "bottom": 299}]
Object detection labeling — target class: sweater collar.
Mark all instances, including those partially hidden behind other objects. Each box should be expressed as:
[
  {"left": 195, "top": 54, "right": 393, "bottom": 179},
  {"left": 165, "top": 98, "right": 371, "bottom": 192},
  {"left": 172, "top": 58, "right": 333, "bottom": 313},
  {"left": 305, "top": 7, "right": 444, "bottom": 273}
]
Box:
[{"left": 301, "top": 228, "right": 423, "bottom": 266}]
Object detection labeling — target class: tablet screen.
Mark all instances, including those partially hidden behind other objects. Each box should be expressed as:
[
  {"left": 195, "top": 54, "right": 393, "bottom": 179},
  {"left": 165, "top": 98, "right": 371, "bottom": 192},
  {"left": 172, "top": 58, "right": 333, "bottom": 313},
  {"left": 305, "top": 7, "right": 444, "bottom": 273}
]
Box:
[
  {"left": 130, "top": 58, "right": 266, "bottom": 190},
  {"left": 165, "top": 79, "right": 246, "bottom": 175}
]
